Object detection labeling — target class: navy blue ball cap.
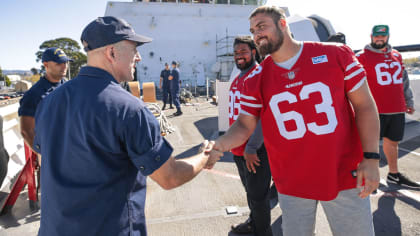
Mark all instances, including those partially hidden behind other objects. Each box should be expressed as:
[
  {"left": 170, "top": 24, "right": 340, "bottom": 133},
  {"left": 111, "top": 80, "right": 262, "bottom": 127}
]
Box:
[
  {"left": 42, "top": 47, "right": 73, "bottom": 63},
  {"left": 81, "top": 16, "right": 152, "bottom": 52}
]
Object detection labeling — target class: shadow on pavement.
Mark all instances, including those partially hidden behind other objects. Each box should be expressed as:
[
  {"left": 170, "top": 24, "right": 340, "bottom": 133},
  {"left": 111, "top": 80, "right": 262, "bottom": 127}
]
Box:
[
  {"left": 194, "top": 117, "right": 218, "bottom": 140},
  {"left": 226, "top": 215, "right": 283, "bottom": 236},
  {"left": 0, "top": 192, "right": 40, "bottom": 229},
  {"left": 373, "top": 196, "right": 401, "bottom": 236}
]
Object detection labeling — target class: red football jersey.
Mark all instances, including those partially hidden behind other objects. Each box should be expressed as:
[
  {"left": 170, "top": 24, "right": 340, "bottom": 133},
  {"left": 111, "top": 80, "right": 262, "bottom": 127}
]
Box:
[
  {"left": 357, "top": 47, "right": 406, "bottom": 113},
  {"left": 229, "top": 65, "right": 258, "bottom": 156},
  {"left": 241, "top": 42, "right": 366, "bottom": 201}
]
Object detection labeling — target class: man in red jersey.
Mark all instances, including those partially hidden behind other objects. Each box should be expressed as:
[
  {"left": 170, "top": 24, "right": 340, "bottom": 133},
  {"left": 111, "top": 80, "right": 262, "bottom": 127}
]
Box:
[
  {"left": 228, "top": 36, "right": 273, "bottom": 236},
  {"left": 357, "top": 25, "right": 418, "bottom": 189},
  {"left": 211, "top": 6, "right": 380, "bottom": 236}
]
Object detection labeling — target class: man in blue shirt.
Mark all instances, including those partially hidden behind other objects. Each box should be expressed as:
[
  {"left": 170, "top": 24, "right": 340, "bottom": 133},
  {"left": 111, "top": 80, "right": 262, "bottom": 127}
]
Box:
[
  {"left": 33, "top": 16, "right": 221, "bottom": 236},
  {"left": 160, "top": 63, "right": 173, "bottom": 110},
  {"left": 169, "top": 61, "right": 182, "bottom": 116},
  {"left": 19, "top": 47, "right": 71, "bottom": 150}
]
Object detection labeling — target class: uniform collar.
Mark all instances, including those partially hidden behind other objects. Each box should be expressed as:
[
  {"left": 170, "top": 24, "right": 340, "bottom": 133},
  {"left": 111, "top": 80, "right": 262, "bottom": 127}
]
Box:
[
  {"left": 41, "top": 75, "right": 65, "bottom": 86},
  {"left": 78, "top": 66, "right": 119, "bottom": 84}
]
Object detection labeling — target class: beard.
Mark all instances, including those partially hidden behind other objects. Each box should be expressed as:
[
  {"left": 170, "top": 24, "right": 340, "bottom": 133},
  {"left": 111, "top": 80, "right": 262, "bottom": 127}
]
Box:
[
  {"left": 371, "top": 39, "right": 388, "bottom": 49},
  {"left": 235, "top": 57, "right": 255, "bottom": 70},
  {"left": 257, "top": 24, "right": 284, "bottom": 57}
]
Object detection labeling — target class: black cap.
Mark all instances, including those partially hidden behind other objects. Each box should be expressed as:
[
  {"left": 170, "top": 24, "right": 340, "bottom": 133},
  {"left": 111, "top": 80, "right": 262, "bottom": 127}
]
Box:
[
  {"left": 171, "top": 61, "right": 177, "bottom": 65},
  {"left": 42, "top": 47, "right": 73, "bottom": 63},
  {"left": 81, "top": 16, "right": 152, "bottom": 52}
]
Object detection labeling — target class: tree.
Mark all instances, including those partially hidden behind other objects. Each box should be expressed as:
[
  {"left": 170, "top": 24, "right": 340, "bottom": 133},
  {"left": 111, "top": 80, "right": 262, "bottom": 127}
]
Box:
[
  {"left": 5, "top": 76, "right": 11, "bottom": 87},
  {"left": 36, "top": 37, "right": 87, "bottom": 79},
  {"left": 26, "top": 74, "right": 41, "bottom": 84},
  {"left": 30, "top": 67, "right": 39, "bottom": 75},
  {"left": 0, "top": 66, "right": 5, "bottom": 83}
]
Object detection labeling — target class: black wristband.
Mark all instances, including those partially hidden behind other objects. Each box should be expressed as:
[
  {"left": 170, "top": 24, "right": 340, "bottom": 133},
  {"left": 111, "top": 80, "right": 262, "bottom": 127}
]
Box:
[{"left": 363, "top": 152, "right": 380, "bottom": 160}]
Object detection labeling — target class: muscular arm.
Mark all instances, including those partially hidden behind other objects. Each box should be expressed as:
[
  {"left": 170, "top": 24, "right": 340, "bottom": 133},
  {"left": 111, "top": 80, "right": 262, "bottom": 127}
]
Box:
[
  {"left": 347, "top": 81, "right": 380, "bottom": 198},
  {"left": 20, "top": 116, "right": 36, "bottom": 149},
  {"left": 216, "top": 114, "right": 258, "bottom": 152},
  {"left": 159, "top": 77, "right": 163, "bottom": 89},
  {"left": 149, "top": 142, "right": 221, "bottom": 190},
  {"left": 347, "top": 81, "right": 380, "bottom": 153}
]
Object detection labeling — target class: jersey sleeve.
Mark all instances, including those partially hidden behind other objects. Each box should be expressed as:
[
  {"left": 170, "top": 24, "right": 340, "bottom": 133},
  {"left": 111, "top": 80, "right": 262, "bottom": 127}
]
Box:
[
  {"left": 339, "top": 45, "right": 367, "bottom": 93},
  {"left": 393, "top": 50, "right": 406, "bottom": 71},
  {"left": 124, "top": 106, "right": 173, "bottom": 176},
  {"left": 240, "top": 65, "right": 263, "bottom": 117}
]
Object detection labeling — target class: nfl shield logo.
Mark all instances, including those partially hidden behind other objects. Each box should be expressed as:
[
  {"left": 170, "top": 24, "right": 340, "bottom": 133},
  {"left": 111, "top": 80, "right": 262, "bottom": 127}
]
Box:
[{"left": 288, "top": 71, "right": 295, "bottom": 80}]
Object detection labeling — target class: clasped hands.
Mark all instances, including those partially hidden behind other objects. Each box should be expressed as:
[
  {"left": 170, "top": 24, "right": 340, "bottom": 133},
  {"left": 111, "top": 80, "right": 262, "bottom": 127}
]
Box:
[{"left": 199, "top": 140, "right": 224, "bottom": 169}]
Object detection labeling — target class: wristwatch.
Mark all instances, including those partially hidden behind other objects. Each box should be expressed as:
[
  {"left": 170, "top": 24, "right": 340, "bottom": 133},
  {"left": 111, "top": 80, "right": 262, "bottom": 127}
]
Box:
[{"left": 363, "top": 152, "right": 380, "bottom": 160}]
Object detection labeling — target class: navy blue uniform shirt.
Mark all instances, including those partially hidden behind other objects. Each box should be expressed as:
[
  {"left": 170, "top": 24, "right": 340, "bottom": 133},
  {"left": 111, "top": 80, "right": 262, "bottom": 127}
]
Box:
[
  {"left": 170, "top": 68, "right": 180, "bottom": 92},
  {"left": 18, "top": 76, "right": 64, "bottom": 117},
  {"left": 33, "top": 66, "right": 173, "bottom": 236},
  {"left": 160, "top": 69, "right": 171, "bottom": 89}
]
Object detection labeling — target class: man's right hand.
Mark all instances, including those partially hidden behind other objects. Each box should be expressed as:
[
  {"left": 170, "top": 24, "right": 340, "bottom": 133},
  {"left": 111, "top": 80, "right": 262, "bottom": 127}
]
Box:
[{"left": 203, "top": 141, "right": 223, "bottom": 169}]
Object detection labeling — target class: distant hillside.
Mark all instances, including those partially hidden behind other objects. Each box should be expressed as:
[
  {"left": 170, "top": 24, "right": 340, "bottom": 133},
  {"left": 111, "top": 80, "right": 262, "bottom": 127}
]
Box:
[{"left": 3, "top": 70, "right": 31, "bottom": 76}]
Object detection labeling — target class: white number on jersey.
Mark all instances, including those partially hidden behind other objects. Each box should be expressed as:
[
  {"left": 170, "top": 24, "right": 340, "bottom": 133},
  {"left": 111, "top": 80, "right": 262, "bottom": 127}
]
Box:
[
  {"left": 269, "top": 82, "right": 338, "bottom": 140},
  {"left": 375, "top": 62, "right": 402, "bottom": 85},
  {"left": 229, "top": 90, "right": 241, "bottom": 120}
]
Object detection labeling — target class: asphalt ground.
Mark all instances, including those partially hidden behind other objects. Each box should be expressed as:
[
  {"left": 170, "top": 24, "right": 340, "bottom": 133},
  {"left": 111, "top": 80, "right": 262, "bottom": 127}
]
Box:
[{"left": 1, "top": 81, "right": 420, "bottom": 235}]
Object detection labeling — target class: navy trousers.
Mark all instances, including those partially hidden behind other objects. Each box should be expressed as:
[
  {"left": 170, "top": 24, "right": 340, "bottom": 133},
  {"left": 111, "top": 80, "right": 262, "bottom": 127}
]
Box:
[
  {"left": 233, "top": 144, "right": 273, "bottom": 236},
  {"left": 171, "top": 90, "right": 181, "bottom": 111},
  {"left": 162, "top": 87, "right": 172, "bottom": 107}
]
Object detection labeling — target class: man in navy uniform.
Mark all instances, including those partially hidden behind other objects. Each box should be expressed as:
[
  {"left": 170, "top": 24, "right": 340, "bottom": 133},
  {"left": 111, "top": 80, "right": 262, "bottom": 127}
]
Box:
[
  {"left": 19, "top": 47, "right": 71, "bottom": 151},
  {"left": 169, "top": 61, "right": 182, "bottom": 116},
  {"left": 33, "top": 16, "right": 222, "bottom": 236},
  {"left": 160, "top": 63, "right": 173, "bottom": 110}
]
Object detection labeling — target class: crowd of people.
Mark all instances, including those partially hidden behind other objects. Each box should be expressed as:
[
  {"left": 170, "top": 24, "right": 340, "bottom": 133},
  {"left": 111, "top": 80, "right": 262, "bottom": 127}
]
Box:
[{"left": 18, "top": 5, "right": 418, "bottom": 236}]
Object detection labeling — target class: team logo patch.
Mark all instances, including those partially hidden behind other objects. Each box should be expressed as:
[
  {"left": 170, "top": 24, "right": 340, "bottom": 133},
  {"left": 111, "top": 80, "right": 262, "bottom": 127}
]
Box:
[
  {"left": 377, "top": 27, "right": 387, "bottom": 32},
  {"left": 312, "top": 55, "right": 328, "bottom": 64},
  {"left": 288, "top": 71, "right": 295, "bottom": 80}
]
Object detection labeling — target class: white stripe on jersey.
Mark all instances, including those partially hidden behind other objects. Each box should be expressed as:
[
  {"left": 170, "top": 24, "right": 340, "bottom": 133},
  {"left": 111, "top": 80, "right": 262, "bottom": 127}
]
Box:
[
  {"left": 348, "top": 77, "right": 366, "bottom": 93},
  {"left": 240, "top": 94, "right": 257, "bottom": 101},
  {"left": 240, "top": 101, "right": 262, "bottom": 108},
  {"left": 240, "top": 110, "right": 255, "bottom": 116},
  {"left": 346, "top": 61, "right": 359, "bottom": 71},
  {"left": 344, "top": 68, "right": 365, "bottom": 81}
]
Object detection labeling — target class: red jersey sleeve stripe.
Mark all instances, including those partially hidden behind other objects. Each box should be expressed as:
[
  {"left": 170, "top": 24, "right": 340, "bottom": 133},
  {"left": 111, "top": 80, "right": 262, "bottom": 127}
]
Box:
[
  {"left": 240, "top": 110, "right": 255, "bottom": 116},
  {"left": 346, "top": 61, "right": 359, "bottom": 71},
  {"left": 240, "top": 94, "right": 257, "bottom": 101},
  {"left": 344, "top": 68, "right": 365, "bottom": 81},
  {"left": 240, "top": 101, "right": 263, "bottom": 108},
  {"left": 348, "top": 77, "right": 366, "bottom": 93}
]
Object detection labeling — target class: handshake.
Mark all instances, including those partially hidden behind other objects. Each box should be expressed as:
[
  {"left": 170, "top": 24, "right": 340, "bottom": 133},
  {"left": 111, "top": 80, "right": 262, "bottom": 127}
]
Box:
[{"left": 199, "top": 140, "right": 224, "bottom": 169}]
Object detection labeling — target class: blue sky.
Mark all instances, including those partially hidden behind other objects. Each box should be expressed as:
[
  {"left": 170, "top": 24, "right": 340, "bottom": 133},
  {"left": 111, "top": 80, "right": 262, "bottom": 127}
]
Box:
[
  {"left": 1, "top": 0, "right": 419, "bottom": 70},
  {"left": 0, "top": 0, "right": 127, "bottom": 70}
]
